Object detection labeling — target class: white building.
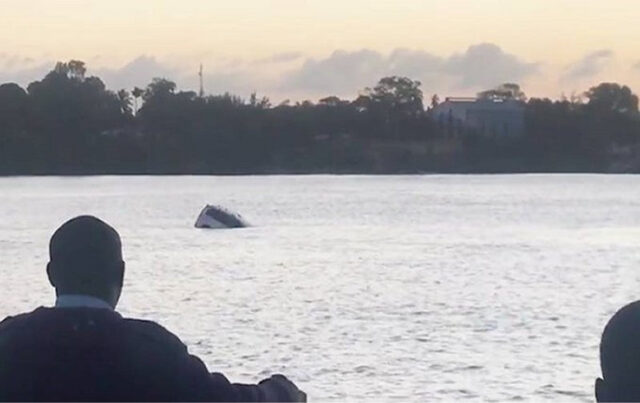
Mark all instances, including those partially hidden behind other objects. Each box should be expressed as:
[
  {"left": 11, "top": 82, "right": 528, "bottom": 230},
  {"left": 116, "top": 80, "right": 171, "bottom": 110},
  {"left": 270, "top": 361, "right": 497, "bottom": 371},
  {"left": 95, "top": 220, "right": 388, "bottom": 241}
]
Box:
[{"left": 431, "top": 97, "right": 525, "bottom": 137}]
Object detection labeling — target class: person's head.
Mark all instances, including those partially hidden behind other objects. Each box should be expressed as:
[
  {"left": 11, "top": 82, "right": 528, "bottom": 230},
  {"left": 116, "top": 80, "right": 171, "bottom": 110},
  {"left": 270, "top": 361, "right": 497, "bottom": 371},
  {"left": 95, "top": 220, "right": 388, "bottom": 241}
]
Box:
[
  {"left": 596, "top": 300, "right": 640, "bottom": 402},
  {"left": 47, "top": 215, "right": 125, "bottom": 308}
]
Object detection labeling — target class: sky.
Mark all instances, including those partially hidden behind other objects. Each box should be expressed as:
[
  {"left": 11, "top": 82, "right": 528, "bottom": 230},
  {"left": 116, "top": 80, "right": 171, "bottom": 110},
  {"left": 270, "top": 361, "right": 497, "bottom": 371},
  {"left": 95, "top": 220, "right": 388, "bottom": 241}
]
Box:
[{"left": 1, "top": 0, "right": 639, "bottom": 102}]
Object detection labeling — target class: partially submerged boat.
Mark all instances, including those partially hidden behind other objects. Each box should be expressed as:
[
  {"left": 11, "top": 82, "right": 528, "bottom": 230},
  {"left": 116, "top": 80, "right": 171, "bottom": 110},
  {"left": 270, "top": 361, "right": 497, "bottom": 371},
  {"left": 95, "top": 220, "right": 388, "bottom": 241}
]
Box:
[{"left": 194, "top": 204, "right": 249, "bottom": 229}]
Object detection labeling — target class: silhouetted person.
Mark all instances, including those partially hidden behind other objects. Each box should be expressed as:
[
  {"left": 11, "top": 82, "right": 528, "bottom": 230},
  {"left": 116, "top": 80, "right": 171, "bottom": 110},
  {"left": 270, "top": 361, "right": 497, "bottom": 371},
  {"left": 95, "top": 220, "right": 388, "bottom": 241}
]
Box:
[
  {"left": 596, "top": 300, "right": 640, "bottom": 402},
  {"left": 0, "top": 215, "right": 305, "bottom": 402}
]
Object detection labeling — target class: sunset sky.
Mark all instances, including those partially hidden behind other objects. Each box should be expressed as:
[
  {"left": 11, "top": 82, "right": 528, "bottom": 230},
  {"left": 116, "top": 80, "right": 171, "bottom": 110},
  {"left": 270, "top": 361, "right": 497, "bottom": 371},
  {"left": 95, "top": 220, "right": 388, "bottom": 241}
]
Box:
[{"left": 1, "top": 0, "right": 639, "bottom": 101}]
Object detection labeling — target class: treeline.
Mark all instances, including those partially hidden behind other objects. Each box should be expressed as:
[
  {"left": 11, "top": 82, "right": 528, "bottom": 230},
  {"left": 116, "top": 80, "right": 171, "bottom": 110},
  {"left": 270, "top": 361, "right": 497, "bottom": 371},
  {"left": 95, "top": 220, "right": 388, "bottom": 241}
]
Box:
[{"left": 0, "top": 60, "right": 639, "bottom": 174}]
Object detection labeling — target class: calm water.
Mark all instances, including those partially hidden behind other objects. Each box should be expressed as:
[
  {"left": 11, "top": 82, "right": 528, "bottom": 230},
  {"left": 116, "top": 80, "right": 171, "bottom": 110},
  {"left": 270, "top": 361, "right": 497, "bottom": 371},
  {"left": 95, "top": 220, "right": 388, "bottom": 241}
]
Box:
[{"left": 1, "top": 175, "right": 640, "bottom": 401}]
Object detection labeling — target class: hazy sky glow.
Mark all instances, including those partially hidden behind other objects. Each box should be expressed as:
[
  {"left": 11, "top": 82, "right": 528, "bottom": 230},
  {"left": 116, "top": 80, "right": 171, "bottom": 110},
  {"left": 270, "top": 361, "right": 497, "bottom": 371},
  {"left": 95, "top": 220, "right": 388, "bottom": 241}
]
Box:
[{"left": 1, "top": 0, "right": 639, "bottom": 101}]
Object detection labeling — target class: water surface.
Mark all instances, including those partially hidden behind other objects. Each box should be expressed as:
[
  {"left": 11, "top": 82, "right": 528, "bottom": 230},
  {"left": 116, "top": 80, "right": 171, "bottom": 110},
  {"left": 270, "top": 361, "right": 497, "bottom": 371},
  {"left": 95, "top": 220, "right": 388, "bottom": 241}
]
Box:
[{"left": 1, "top": 175, "right": 639, "bottom": 401}]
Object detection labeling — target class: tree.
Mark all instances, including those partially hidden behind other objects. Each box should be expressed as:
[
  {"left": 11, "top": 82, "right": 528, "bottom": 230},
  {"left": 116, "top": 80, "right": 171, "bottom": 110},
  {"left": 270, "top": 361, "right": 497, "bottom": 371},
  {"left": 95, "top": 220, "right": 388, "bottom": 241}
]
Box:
[
  {"left": 143, "top": 78, "right": 176, "bottom": 101},
  {"left": 3, "top": 64, "right": 640, "bottom": 175},
  {"left": 430, "top": 94, "right": 440, "bottom": 109},
  {"left": 478, "top": 83, "right": 526, "bottom": 102},
  {"left": 363, "top": 76, "right": 424, "bottom": 116},
  {"left": 26, "top": 60, "right": 124, "bottom": 170},
  {"left": 52, "top": 60, "right": 87, "bottom": 81},
  {"left": 350, "top": 77, "right": 427, "bottom": 139},
  {"left": 585, "top": 83, "right": 639, "bottom": 115},
  {"left": 319, "top": 96, "right": 348, "bottom": 107},
  {"left": 0, "top": 83, "right": 28, "bottom": 133},
  {"left": 249, "top": 92, "right": 271, "bottom": 109},
  {"left": 0, "top": 83, "right": 30, "bottom": 171},
  {"left": 297, "top": 100, "right": 314, "bottom": 108},
  {"left": 27, "top": 62, "right": 122, "bottom": 137},
  {"left": 131, "top": 86, "right": 144, "bottom": 114},
  {"left": 117, "top": 89, "right": 133, "bottom": 116}
]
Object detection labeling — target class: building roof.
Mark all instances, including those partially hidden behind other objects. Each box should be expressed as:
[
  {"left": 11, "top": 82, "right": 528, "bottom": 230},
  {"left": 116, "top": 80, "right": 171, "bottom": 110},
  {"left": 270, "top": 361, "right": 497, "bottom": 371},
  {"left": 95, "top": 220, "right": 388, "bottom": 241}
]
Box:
[{"left": 444, "top": 97, "right": 477, "bottom": 103}]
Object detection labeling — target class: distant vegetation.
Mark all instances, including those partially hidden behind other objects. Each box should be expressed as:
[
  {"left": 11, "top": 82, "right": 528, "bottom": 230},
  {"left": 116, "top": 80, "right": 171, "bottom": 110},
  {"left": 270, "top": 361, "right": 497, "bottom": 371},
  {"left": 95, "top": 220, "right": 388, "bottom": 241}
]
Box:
[{"left": 1, "top": 60, "right": 639, "bottom": 174}]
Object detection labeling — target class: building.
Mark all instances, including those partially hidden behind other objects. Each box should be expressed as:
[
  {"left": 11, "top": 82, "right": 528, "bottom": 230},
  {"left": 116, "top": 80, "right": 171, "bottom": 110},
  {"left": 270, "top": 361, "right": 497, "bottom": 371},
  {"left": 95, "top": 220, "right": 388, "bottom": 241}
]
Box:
[{"left": 431, "top": 97, "right": 525, "bottom": 138}]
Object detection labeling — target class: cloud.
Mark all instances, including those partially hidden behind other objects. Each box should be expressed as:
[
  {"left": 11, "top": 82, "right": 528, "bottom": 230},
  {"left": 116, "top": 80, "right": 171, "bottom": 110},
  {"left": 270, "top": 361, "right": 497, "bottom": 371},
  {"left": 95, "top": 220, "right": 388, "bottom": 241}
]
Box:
[
  {"left": 279, "top": 44, "right": 538, "bottom": 98},
  {"left": 0, "top": 65, "right": 53, "bottom": 90},
  {"left": 254, "top": 52, "right": 303, "bottom": 64},
  {"left": 91, "top": 55, "right": 296, "bottom": 97},
  {"left": 280, "top": 49, "right": 386, "bottom": 96},
  {"left": 0, "top": 55, "right": 184, "bottom": 92},
  {"left": 183, "top": 70, "right": 265, "bottom": 97},
  {"left": 0, "top": 54, "right": 36, "bottom": 70},
  {"left": 91, "top": 56, "right": 181, "bottom": 90},
  {"left": 562, "top": 49, "right": 613, "bottom": 81},
  {"left": 0, "top": 54, "right": 53, "bottom": 88},
  {"left": 0, "top": 54, "right": 271, "bottom": 98},
  {"left": 0, "top": 45, "right": 562, "bottom": 101},
  {"left": 445, "top": 43, "right": 539, "bottom": 88},
  {"left": 633, "top": 60, "right": 640, "bottom": 71},
  {"left": 387, "top": 48, "right": 443, "bottom": 84}
]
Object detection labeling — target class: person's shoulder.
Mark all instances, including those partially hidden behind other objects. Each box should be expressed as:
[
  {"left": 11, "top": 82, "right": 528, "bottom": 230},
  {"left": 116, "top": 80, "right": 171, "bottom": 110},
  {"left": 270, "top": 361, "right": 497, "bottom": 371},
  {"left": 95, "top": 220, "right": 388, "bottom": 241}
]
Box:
[
  {"left": 0, "top": 308, "right": 56, "bottom": 344},
  {"left": 122, "top": 317, "right": 188, "bottom": 353},
  {"left": 0, "top": 315, "right": 17, "bottom": 331},
  {"left": 0, "top": 307, "right": 47, "bottom": 332}
]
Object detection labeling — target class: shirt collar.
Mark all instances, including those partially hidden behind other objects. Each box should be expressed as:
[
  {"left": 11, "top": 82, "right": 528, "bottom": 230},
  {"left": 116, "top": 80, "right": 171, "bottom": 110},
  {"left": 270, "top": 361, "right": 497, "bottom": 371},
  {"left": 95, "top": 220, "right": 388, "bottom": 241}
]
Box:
[{"left": 55, "top": 294, "right": 114, "bottom": 311}]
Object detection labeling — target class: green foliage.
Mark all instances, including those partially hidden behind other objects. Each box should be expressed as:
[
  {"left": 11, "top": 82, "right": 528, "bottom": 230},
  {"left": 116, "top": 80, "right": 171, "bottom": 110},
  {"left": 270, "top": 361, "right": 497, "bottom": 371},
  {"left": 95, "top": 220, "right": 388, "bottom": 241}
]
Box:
[
  {"left": 362, "top": 76, "right": 424, "bottom": 116},
  {"left": 117, "top": 89, "right": 133, "bottom": 116},
  {"left": 143, "top": 78, "right": 176, "bottom": 101},
  {"left": 0, "top": 83, "right": 28, "bottom": 133},
  {"left": 585, "top": 83, "right": 639, "bottom": 115},
  {"left": 478, "top": 83, "right": 527, "bottom": 102},
  {"left": 53, "top": 60, "right": 87, "bottom": 81},
  {"left": 429, "top": 94, "right": 440, "bottom": 109},
  {"left": 0, "top": 60, "right": 639, "bottom": 174}
]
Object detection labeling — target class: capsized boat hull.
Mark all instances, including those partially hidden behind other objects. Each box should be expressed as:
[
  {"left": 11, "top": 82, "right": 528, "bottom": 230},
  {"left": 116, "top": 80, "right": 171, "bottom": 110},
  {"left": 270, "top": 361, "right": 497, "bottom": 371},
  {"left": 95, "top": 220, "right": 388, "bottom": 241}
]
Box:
[{"left": 195, "top": 205, "right": 249, "bottom": 229}]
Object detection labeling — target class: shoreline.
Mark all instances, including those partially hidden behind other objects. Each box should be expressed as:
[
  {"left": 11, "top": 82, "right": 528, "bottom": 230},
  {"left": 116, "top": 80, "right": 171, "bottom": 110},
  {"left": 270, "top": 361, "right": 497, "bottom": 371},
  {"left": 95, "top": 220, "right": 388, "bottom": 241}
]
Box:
[{"left": 0, "top": 170, "right": 636, "bottom": 177}]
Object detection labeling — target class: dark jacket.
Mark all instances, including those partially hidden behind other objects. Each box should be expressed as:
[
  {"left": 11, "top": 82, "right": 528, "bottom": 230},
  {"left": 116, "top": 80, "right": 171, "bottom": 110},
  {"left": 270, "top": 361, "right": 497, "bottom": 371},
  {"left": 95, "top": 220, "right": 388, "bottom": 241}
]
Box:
[{"left": 0, "top": 307, "right": 281, "bottom": 401}]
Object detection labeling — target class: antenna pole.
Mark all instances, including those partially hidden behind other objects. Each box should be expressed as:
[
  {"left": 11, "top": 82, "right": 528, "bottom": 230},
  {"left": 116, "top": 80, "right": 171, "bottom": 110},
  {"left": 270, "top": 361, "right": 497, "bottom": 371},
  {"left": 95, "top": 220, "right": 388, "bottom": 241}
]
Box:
[{"left": 198, "top": 64, "right": 204, "bottom": 98}]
